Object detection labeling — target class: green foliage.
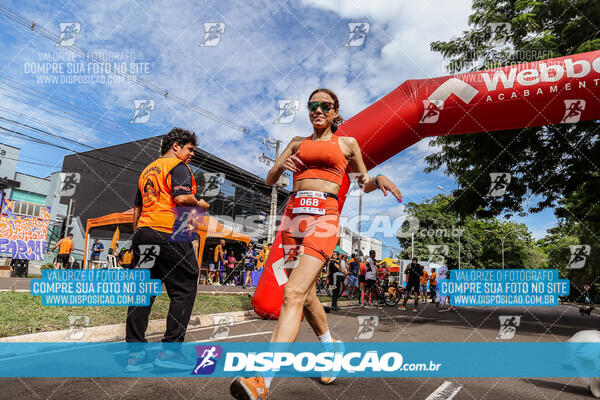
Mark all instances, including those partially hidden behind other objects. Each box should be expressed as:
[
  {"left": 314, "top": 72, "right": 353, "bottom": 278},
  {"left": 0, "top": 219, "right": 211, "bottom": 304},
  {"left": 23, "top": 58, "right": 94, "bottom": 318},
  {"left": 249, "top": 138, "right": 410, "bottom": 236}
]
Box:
[
  {"left": 397, "top": 195, "right": 544, "bottom": 269},
  {"left": 425, "top": 0, "right": 599, "bottom": 289},
  {"left": 426, "top": 0, "right": 600, "bottom": 218}
]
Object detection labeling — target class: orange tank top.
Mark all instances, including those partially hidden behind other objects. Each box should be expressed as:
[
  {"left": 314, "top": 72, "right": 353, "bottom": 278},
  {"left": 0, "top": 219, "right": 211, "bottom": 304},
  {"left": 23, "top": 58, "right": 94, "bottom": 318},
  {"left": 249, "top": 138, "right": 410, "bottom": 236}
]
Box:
[
  {"left": 136, "top": 157, "right": 197, "bottom": 233},
  {"left": 293, "top": 135, "right": 349, "bottom": 186},
  {"left": 58, "top": 238, "right": 73, "bottom": 254}
]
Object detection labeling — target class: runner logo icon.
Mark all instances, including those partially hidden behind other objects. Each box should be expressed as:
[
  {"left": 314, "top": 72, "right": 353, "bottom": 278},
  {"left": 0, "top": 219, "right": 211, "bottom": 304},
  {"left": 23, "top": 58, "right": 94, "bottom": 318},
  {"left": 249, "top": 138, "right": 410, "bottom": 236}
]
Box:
[
  {"left": 497, "top": 315, "right": 520, "bottom": 340},
  {"left": 192, "top": 345, "right": 222, "bottom": 375},
  {"left": 274, "top": 100, "right": 299, "bottom": 124},
  {"left": 419, "top": 99, "right": 444, "bottom": 124},
  {"left": 567, "top": 245, "right": 591, "bottom": 269},
  {"left": 200, "top": 23, "right": 225, "bottom": 47},
  {"left": 57, "top": 23, "right": 80, "bottom": 46},
  {"left": 345, "top": 23, "right": 370, "bottom": 47},
  {"left": 562, "top": 99, "right": 586, "bottom": 123},
  {"left": 355, "top": 315, "right": 379, "bottom": 340},
  {"left": 130, "top": 100, "right": 155, "bottom": 124},
  {"left": 487, "top": 172, "right": 511, "bottom": 197}
]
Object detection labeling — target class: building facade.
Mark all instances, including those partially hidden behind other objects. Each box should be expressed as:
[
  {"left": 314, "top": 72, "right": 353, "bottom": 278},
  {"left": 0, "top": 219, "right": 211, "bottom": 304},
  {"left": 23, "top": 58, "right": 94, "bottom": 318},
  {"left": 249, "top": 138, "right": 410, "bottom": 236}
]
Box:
[
  {"left": 338, "top": 225, "right": 383, "bottom": 259},
  {"left": 0, "top": 143, "right": 68, "bottom": 264},
  {"left": 60, "top": 135, "right": 290, "bottom": 265}
]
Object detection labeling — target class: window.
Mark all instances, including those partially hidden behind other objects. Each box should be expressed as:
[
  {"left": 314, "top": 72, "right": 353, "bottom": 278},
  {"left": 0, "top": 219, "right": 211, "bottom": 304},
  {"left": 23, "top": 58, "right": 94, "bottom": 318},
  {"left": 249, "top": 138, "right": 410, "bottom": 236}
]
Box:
[{"left": 10, "top": 200, "right": 41, "bottom": 217}]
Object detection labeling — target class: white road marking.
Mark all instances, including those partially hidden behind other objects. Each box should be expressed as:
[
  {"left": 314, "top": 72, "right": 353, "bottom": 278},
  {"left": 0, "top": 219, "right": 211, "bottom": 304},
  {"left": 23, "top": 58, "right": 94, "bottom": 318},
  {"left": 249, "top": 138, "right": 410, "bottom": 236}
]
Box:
[{"left": 425, "top": 381, "right": 463, "bottom": 400}]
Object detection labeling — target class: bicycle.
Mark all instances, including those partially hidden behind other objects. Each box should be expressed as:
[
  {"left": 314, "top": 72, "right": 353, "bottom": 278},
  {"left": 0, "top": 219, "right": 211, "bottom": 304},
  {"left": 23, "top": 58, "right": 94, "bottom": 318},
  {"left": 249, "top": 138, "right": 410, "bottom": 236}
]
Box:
[
  {"left": 316, "top": 273, "right": 331, "bottom": 296},
  {"left": 375, "top": 278, "right": 402, "bottom": 306}
]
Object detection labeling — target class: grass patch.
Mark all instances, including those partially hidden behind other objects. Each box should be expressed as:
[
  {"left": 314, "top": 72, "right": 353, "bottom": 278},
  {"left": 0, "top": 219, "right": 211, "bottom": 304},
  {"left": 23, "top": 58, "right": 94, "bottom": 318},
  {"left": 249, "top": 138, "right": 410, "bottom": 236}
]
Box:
[{"left": 0, "top": 291, "right": 252, "bottom": 338}]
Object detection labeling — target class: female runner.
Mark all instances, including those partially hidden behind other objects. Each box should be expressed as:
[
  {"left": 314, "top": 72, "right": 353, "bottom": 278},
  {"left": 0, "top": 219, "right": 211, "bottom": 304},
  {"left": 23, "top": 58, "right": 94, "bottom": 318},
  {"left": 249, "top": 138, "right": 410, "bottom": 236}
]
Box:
[{"left": 230, "top": 88, "right": 402, "bottom": 400}]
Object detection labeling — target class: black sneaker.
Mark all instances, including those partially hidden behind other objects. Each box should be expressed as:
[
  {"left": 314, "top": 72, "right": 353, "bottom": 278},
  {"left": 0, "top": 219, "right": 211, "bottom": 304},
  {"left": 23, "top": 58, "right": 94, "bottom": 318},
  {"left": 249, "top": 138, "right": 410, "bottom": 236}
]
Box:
[
  {"left": 153, "top": 350, "right": 196, "bottom": 371},
  {"left": 126, "top": 350, "right": 154, "bottom": 372}
]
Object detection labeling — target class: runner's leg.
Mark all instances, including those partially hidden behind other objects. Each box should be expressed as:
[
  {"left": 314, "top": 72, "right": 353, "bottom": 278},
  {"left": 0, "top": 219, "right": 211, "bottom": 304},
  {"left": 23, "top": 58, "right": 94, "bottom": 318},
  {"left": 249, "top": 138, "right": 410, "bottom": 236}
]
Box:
[
  {"left": 271, "top": 254, "right": 325, "bottom": 343},
  {"left": 303, "top": 280, "right": 329, "bottom": 336}
]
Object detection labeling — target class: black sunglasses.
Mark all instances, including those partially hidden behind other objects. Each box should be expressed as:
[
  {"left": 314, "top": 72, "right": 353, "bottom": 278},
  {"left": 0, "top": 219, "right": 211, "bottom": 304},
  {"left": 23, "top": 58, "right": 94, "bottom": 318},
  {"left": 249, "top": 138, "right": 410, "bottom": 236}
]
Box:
[{"left": 308, "top": 101, "right": 335, "bottom": 113}]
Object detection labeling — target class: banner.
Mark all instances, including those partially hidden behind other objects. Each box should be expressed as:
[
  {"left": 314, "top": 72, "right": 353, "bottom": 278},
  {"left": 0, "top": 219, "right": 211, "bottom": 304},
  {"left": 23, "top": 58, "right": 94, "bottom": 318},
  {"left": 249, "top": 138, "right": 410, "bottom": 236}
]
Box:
[{"left": 1, "top": 342, "right": 599, "bottom": 378}]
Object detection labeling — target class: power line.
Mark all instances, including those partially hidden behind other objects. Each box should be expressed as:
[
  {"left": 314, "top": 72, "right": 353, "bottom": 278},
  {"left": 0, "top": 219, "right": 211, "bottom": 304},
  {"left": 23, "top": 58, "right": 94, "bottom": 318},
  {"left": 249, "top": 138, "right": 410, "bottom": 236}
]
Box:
[
  {"left": 0, "top": 115, "right": 160, "bottom": 172},
  {"left": 0, "top": 104, "right": 106, "bottom": 145},
  {"left": 0, "top": 81, "right": 147, "bottom": 143},
  {"left": 0, "top": 76, "right": 128, "bottom": 136},
  {"left": 0, "top": 6, "right": 250, "bottom": 134},
  {"left": 0, "top": 125, "right": 142, "bottom": 173}
]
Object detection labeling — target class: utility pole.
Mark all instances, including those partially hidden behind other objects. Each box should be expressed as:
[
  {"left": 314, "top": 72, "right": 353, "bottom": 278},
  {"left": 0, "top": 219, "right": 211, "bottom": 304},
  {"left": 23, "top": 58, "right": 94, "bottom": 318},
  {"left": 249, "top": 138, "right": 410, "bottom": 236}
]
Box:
[
  {"left": 458, "top": 230, "right": 461, "bottom": 269},
  {"left": 358, "top": 191, "right": 362, "bottom": 257},
  {"left": 259, "top": 138, "right": 284, "bottom": 244},
  {"left": 63, "top": 199, "right": 74, "bottom": 238},
  {"left": 485, "top": 228, "right": 525, "bottom": 270}
]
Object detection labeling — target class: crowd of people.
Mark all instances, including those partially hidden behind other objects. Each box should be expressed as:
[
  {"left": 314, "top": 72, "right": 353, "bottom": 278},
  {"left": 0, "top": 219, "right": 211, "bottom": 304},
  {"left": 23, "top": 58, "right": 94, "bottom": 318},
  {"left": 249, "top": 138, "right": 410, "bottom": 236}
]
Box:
[
  {"left": 95, "top": 87, "right": 403, "bottom": 399},
  {"left": 324, "top": 253, "right": 455, "bottom": 312},
  {"left": 208, "top": 239, "right": 270, "bottom": 288}
]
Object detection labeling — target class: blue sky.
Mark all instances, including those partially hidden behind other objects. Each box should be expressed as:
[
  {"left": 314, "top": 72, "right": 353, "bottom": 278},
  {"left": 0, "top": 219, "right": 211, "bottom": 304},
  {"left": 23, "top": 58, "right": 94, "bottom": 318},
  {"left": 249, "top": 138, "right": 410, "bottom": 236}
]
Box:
[{"left": 0, "top": 0, "right": 557, "bottom": 253}]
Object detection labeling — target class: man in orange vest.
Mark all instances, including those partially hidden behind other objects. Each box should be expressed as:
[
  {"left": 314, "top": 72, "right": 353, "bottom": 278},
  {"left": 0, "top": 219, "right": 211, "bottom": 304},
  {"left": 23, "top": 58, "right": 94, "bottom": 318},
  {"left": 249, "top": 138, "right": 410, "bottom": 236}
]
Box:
[
  {"left": 429, "top": 268, "right": 438, "bottom": 303},
  {"left": 126, "top": 127, "right": 209, "bottom": 372},
  {"left": 419, "top": 267, "right": 430, "bottom": 303},
  {"left": 120, "top": 248, "right": 134, "bottom": 269},
  {"left": 51, "top": 233, "right": 74, "bottom": 269},
  {"left": 211, "top": 238, "right": 226, "bottom": 285}
]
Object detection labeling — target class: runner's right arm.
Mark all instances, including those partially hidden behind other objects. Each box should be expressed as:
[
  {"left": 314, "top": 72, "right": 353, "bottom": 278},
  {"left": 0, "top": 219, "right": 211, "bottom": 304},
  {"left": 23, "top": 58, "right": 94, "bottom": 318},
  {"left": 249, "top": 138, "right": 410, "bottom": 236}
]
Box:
[{"left": 266, "top": 136, "right": 305, "bottom": 185}]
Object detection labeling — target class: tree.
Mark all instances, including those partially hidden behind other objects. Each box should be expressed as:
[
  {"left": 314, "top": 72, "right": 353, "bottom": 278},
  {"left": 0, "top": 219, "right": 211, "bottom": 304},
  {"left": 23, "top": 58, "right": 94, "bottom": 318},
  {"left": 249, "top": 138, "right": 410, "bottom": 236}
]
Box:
[
  {"left": 552, "top": 172, "right": 600, "bottom": 299},
  {"left": 396, "top": 195, "right": 544, "bottom": 268},
  {"left": 426, "top": 0, "right": 600, "bottom": 219}
]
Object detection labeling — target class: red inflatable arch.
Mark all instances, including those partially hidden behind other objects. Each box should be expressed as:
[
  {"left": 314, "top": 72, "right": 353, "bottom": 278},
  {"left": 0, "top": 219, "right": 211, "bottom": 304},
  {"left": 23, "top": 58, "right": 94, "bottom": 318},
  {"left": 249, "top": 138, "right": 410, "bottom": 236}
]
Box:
[{"left": 253, "top": 50, "right": 600, "bottom": 319}]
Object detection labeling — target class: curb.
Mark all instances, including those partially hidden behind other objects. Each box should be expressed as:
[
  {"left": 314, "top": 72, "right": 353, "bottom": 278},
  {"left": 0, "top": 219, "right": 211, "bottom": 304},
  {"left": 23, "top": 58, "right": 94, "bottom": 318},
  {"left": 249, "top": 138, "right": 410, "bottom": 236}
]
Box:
[
  {"left": 0, "top": 309, "right": 259, "bottom": 343},
  {"left": 0, "top": 300, "right": 357, "bottom": 344}
]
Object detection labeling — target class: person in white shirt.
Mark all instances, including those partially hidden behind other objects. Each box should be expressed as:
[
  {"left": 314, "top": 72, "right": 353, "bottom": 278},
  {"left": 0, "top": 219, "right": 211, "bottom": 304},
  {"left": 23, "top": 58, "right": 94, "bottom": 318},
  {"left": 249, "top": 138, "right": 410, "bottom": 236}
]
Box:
[
  {"left": 364, "top": 250, "right": 378, "bottom": 308},
  {"left": 436, "top": 265, "right": 450, "bottom": 311}
]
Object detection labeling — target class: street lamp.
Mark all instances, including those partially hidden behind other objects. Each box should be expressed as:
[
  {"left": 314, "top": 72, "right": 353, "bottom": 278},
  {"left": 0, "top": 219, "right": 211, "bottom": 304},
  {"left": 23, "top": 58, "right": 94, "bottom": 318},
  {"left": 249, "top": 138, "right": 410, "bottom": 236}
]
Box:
[{"left": 484, "top": 228, "right": 526, "bottom": 270}]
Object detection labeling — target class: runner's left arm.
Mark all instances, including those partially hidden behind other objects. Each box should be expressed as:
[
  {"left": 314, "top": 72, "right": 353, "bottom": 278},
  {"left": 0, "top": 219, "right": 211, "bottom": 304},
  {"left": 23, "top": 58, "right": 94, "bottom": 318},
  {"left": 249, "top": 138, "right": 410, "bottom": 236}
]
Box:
[{"left": 346, "top": 137, "right": 402, "bottom": 202}]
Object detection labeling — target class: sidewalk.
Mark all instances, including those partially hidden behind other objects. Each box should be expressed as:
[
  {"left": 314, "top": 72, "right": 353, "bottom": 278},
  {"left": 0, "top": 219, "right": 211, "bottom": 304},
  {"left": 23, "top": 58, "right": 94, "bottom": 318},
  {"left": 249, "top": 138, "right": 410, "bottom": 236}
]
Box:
[
  {"left": 0, "top": 277, "right": 256, "bottom": 295},
  {"left": 0, "top": 295, "right": 356, "bottom": 343}
]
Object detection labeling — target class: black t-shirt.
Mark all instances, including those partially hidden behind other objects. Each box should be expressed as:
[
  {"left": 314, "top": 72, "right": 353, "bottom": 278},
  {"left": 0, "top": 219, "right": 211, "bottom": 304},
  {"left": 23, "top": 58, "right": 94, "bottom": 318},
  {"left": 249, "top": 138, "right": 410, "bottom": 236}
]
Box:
[
  {"left": 328, "top": 259, "right": 340, "bottom": 277},
  {"left": 406, "top": 263, "right": 423, "bottom": 282},
  {"left": 134, "top": 163, "right": 194, "bottom": 206}
]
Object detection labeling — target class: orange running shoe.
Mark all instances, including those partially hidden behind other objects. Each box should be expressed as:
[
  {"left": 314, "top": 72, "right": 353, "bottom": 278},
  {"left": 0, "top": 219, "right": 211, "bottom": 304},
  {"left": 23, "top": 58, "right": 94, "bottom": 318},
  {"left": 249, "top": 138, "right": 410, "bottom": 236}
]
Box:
[
  {"left": 230, "top": 376, "right": 269, "bottom": 400},
  {"left": 320, "top": 339, "right": 344, "bottom": 384}
]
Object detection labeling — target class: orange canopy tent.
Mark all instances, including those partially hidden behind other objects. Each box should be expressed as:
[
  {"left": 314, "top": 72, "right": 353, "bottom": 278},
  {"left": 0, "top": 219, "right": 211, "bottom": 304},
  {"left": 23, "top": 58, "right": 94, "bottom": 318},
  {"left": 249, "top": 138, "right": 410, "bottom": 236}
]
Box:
[{"left": 83, "top": 209, "right": 250, "bottom": 269}]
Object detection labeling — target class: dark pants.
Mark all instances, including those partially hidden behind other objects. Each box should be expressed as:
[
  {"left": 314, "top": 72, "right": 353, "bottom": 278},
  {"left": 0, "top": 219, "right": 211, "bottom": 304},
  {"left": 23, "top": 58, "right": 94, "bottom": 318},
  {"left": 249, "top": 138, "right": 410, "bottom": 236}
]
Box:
[
  {"left": 219, "top": 262, "right": 226, "bottom": 283},
  {"left": 430, "top": 285, "right": 437, "bottom": 301},
  {"left": 126, "top": 227, "right": 198, "bottom": 352},
  {"left": 331, "top": 284, "right": 340, "bottom": 308}
]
